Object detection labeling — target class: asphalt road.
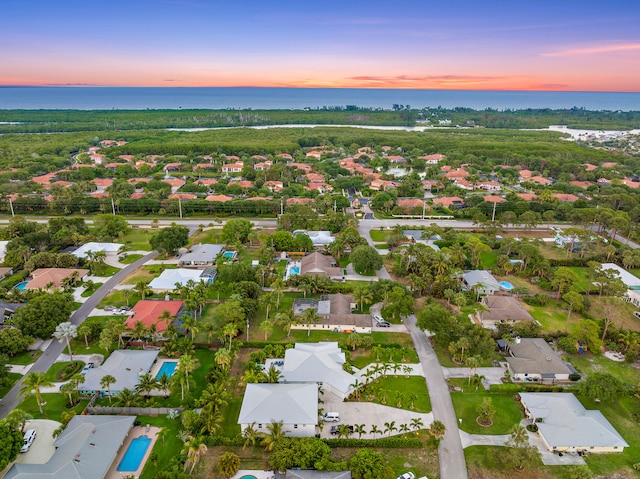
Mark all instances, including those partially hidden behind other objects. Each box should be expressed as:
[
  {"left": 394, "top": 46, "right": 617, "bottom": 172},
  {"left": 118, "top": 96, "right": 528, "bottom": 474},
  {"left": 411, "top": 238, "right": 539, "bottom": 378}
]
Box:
[
  {"left": 404, "top": 313, "right": 469, "bottom": 479},
  {"left": 0, "top": 251, "right": 158, "bottom": 419}
]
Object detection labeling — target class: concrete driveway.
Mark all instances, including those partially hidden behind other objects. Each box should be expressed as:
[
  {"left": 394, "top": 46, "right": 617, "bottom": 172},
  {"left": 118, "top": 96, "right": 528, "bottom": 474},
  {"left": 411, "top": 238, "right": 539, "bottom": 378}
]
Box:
[
  {"left": 320, "top": 391, "right": 432, "bottom": 439},
  {"left": 12, "top": 419, "right": 60, "bottom": 465},
  {"left": 443, "top": 366, "right": 507, "bottom": 390}
]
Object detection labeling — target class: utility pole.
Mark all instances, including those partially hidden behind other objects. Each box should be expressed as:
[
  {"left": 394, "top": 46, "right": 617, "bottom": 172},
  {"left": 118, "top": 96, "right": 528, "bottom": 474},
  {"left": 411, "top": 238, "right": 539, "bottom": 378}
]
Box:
[
  {"left": 491, "top": 200, "right": 497, "bottom": 222},
  {"left": 9, "top": 197, "right": 14, "bottom": 217},
  {"left": 178, "top": 198, "right": 183, "bottom": 219},
  {"left": 422, "top": 200, "right": 426, "bottom": 220},
  {"left": 111, "top": 198, "right": 116, "bottom": 215},
  {"left": 334, "top": 200, "right": 337, "bottom": 212},
  {"left": 280, "top": 198, "right": 284, "bottom": 215}
]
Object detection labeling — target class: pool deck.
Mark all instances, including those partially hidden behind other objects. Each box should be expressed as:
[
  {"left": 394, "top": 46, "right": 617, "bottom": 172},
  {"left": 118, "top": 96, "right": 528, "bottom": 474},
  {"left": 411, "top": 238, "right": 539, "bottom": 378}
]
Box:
[
  {"left": 105, "top": 425, "right": 160, "bottom": 479},
  {"left": 231, "top": 470, "right": 276, "bottom": 479}
]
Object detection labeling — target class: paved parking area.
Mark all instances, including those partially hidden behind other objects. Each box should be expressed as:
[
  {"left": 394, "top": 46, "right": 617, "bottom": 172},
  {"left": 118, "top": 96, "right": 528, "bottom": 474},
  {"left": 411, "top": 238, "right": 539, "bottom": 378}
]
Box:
[
  {"left": 11, "top": 419, "right": 60, "bottom": 465},
  {"left": 320, "top": 391, "right": 433, "bottom": 439}
]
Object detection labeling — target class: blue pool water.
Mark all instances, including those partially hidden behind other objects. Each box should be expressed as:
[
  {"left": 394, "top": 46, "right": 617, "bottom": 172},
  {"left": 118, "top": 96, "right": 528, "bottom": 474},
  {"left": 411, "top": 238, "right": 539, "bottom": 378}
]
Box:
[
  {"left": 156, "top": 361, "right": 178, "bottom": 380},
  {"left": 117, "top": 435, "right": 151, "bottom": 472},
  {"left": 240, "top": 475, "right": 257, "bottom": 479},
  {"left": 290, "top": 266, "right": 300, "bottom": 275},
  {"left": 499, "top": 281, "right": 514, "bottom": 290},
  {"left": 222, "top": 251, "right": 236, "bottom": 259},
  {"left": 14, "top": 281, "right": 28, "bottom": 291}
]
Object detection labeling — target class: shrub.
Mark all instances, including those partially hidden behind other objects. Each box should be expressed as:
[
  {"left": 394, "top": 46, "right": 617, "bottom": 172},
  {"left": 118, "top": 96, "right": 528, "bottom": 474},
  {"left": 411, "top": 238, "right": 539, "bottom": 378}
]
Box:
[
  {"left": 323, "top": 437, "right": 422, "bottom": 448},
  {"left": 569, "top": 373, "right": 581, "bottom": 382},
  {"left": 522, "top": 294, "right": 551, "bottom": 306}
]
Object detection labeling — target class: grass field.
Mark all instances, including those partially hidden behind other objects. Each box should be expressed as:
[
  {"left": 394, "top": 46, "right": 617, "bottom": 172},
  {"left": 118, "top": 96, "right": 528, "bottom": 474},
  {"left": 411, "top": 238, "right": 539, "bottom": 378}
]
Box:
[
  {"left": 138, "top": 414, "right": 183, "bottom": 479},
  {"left": 120, "top": 228, "right": 154, "bottom": 251},
  {"left": 8, "top": 350, "right": 42, "bottom": 365},
  {"left": 0, "top": 373, "right": 22, "bottom": 398},
  {"left": 450, "top": 392, "right": 523, "bottom": 435},
  {"left": 17, "top": 392, "right": 88, "bottom": 422},
  {"left": 565, "top": 352, "right": 640, "bottom": 386},
  {"left": 44, "top": 361, "right": 85, "bottom": 382},
  {"left": 357, "top": 375, "right": 431, "bottom": 413},
  {"left": 479, "top": 251, "right": 498, "bottom": 269},
  {"left": 120, "top": 253, "right": 144, "bottom": 264},
  {"left": 370, "top": 230, "right": 391, "bottom": 242}
]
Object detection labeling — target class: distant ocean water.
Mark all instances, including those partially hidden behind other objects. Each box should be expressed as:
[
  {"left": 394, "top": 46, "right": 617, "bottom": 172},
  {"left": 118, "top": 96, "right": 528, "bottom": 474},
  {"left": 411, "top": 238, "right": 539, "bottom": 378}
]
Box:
[{"left": 0, "top": 87, "right": 639, "bottom": 111}]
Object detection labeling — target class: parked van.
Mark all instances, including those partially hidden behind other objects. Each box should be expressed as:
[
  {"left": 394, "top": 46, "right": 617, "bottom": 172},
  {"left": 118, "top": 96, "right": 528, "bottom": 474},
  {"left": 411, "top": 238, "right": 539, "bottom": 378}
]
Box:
[
  {"left": 20, "top": 429, "right": 36, "bottom": 453},
  {"left": 322, "top": 412, "right": 340, "bottom": 422}
]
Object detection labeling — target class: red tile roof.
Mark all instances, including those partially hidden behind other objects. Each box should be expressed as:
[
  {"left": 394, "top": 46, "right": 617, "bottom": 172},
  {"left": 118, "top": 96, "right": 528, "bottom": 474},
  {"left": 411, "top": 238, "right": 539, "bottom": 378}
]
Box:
[
  {"left": 205, "top": 194, "right": 233, "bottom": 202},
  {"left": 484, "top": 195, "right": 506, "bottom": 203},
  {"left": 126, "top": 300, "right": 184, "bottom": 332}
]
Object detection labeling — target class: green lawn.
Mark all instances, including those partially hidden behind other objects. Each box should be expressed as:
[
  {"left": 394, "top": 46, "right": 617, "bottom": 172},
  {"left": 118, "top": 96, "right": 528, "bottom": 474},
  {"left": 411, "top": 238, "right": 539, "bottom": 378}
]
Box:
[
  {"left": 562, "top": 267, "right": 598, "bottom": 294},
  {"left": 120, "top": 228, "right": 154, "bottom": 251},
  {"left": 44, "top": 361, "right": 85, "bottom": 382},
  {"left": 0, "top": 373, "right": 22, "bottom": 398},
  {"left": 188, "top": 228, "right": 225, "bottom": 245},
  {"left": 357, "top": 375, "right": 431, "bottom": 413},
  {"left": 81, "top": 282, "right": 103, "bottom": 297},
  {"left": 91, "top": 264, "right": 121, "bottom": 277},
  {"left": 120, "top": 253, "right": 144, "bottom": 264},
  {"left": 431, "top": 341, "right": 499, "bottom": 368},
  {"left": 17, "top": 392, "right": 87, "bottom": 422},
  {"left": 8, "top": 350, "right": 42, "bottom": 365},
  {"left": 525, "top": 301, "right": 579, "bottom": 333},
  {"left": 465, "top": 445, "right": 548, "bottom": 477},
  {"left": 450, "top": 392, "right": 523, "bottom": 435},
  {"left": 139, "top": 414, "right": 184, "bottom": 479},
  {"left": 350, "top": 347, "right": 418, "bottom": 369},
  {"left": 123, "top": 264, "right": 177, "bottom": 285},
  {"left": 479, "top": 251, "right": 498, "bottom": 269},
  {"left": 565, "top": 353, "right": 640, "bottom": 386},
  {"left": 220, "top": 396, "right": 243, "bottom": 436},
  {"left": 370, "top": 230, "right": 391, "bottom": 242}
]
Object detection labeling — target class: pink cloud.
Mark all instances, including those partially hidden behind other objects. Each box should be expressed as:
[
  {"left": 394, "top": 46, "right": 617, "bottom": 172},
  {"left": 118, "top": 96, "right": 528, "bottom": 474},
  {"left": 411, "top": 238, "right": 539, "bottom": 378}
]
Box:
[{"left": 541, "top": 43, "right": 640, "bottom": 57}]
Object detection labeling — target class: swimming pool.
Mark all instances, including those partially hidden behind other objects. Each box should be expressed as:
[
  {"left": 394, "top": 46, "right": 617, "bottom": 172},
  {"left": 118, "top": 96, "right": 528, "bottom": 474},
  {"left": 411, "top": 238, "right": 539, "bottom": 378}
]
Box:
[
  {"left": 117, "top": 435, "right": 151, "bottom": 472},
  {"left": 499, "top": 281, "right": 514, "bottom": 290},
  {"left": 239, "top": 475, "right": 257, "bottom": 479},
  {"left": 156, "top": 361, "right": 178, "bottom": 380},
  {"left": 222, "top": 250, "right": 237, "bottom": 259},
  {"left": 289, "top": 266, "right": 300, "bottom": 275},
  {"left": 14, "top": 281, "right": 28, "bottom": 291}
]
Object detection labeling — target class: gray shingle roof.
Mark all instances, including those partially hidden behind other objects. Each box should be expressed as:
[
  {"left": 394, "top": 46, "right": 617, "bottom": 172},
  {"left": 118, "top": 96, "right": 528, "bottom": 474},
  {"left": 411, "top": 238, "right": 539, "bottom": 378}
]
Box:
[
  {"left": 80, "top": 350, "right": 158, "bottom": 394},
  {"left": 238, "top": 383, "right": 318, "bottom": 425},
  {"left": 4, "top": 415, "right": 135, "bottom": 479},
  {"left": 281, "top": 343, "right": 353, "bottom": 395},
  {"left": 506, "top": 338, "right": 571, "bottom": 376}
]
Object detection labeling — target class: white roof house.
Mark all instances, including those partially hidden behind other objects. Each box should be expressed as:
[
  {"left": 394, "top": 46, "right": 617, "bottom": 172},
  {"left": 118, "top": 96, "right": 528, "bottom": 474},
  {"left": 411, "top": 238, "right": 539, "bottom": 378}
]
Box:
[
  {"left": 80, "top": 350, "right": 159, "bottom": 395},
  {"left": 519, "top": 393, "right": 628, "bottom": 453},
  {"left": 600, "top": 263, "right": 640, "bottom": 289},
  {"left": 148, "top": 268, "right": 209, "bottom": 291},
  {"left": 4, "top": 415, "right": 136, "bottom": 479},
  {"left": 294, "top": 230, "right": 335, "bottom": 245},
  {"left": 178, "top": 243, "right": 224, "bottom": 267},
  {"left": 462, "top": 270, "right": 501, "bottom": 296},
  {"left": 281, "top": 342, "right": 353, "bottom": 399},
  {"left": 71, "top": 242, "right": 122, "bottom": 259},
  {"left": 238, "top": 383, "right": 318, "bottom": 437}
]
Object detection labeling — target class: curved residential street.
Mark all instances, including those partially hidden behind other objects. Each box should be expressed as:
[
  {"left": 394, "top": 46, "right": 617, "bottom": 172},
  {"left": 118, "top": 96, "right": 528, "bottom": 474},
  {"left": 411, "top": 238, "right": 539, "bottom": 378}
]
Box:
[
  {"left": 404, "top": 313, "right": 468, "bottom": 479},
  {"left": 0, "top": 251, "right": 158, "bottom": 420}
]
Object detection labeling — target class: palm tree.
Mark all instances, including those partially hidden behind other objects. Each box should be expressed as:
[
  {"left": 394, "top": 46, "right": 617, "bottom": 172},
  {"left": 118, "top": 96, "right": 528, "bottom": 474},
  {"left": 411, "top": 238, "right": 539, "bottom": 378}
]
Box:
[
  {"left": 265, "top": 366, "right": 281, "bottom": 383},
  {"left": 60, "top": 382, "right": 75, "bottom": 406},
  {"left": 271, "top": 278, "right": 285, "bottom": 308},
  {"left": 121, "top": 288, "right": 133, "bottom": 306},
  {"left": 156, "top": 427, "right": 168, "bottom": 445},
  {"left": 182, "top": 435, "right": 208, "bottom": 474},
  {"left": 157, "top": 374, "right": 171, "bottom": 398},
  {"left": 274, "top": 310, "right": 298, "bottom": 337},
  {"left": 202, "top": 322, "right": 216, "bottom": 344},
  {"left": 215, "top": 348, "right": 233, "bottom": 372},
  {"left": 115, "top": 388, "right": 139, "bottom": 407},
  {"left": 261, "top": 420, "right": 285, "bottom": 451},
  {"left": 134, "top": 281, "right": 151, "bottom": 300},
  {"left": 77, "top": 322, "right": 91, "bottom": 349},
  {"left": 100, "top": 374, "right": 116, "bottom": 402},
  {"left": 429, "top": 420, "right": 446, "bottom": 439},
  {"left": 369, "top": 424, "right": 381, "bottom": 439},
  {"left": 260, "top": 320, "right": 273, "bottom": 341},
  {"left": 410, "top": 417, "right": 423, "bottom": 434},
  {"left": 135, "top": 373, "right": 158, "bottom": 399},
  {"left": 181, "top": 314, "right": 199, "bottom": 342},
  {"left": 301, "top": 307, "right": 321, "bottom": 337},
  {"left": 70, "top": 373, "right": 84, "bottom": 395},
  {"left": 259, "top": 292, "right": 277, "bottom": 321},
  {"left": 20, "top": 371, "right": 53, "bottom": 415},
  {"left": 353, "top": 286, "right": 373, "bottom": 312},
  {"left": 222, "top": 322, "right": 239, "bottom": 349},
  {"left": 242, "top": 423, "right": 260, "bottom": 449},
  {"left": 383, "top": 420, "right": 397, "bottom": 437},
  {"left": 158, "top": 309, "right": 174, "bottom": 333},
  {"left": 399, "top": 423, "right": 410, "bottom": 437},
  {"left": 465, "top": 355, "right": 480, "bottom": 386},
  {"left": 178, "top": 354, "right": 197, "bottom": 392},
  {"left": 53, "top": 322, "right": 78, "bottom": 361}
]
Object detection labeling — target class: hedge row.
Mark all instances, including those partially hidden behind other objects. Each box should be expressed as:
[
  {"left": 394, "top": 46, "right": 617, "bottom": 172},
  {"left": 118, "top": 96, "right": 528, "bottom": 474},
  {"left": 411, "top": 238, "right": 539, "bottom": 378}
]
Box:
[
  {"left": 322, "top": 437, "right": 423, "bottom": 448},
  {"left": 548, "top": 255, "right": 608, "bottom": 267},
  {"left": 489, "top": 383, "right": 571, "bottom": 393}
]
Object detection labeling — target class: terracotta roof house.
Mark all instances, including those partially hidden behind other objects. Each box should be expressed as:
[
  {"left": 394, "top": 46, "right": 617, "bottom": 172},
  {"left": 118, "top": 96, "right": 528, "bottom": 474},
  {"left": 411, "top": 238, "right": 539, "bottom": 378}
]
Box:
[
  {"left": 224, "top": 155, "right": 241, "bottom": 161},
  {"left": 254, "top": 161, "right": 273, "bottom": 170},
  {"left": 89, "top": 153, "right": 105, "bottom": 164},
  {"left": 387, "top": 155, "right": 406, "bottom": 163},
  {"left": 119, "top": 155, "right": 135, "bottom": 162},
  {"left": 305, "top": 151, "right": 323, "bottom": 159},
  {"left": 128, "top": 178, "right": 150, "bottom": 185},
  {"left": 32, "top": 173, "right": 57, "bottom": 185},
  {"left": 369, "top": 179, "right": 398, "bottom": 191},
  {"left": 292, "top": 294, "right": 371, "bottom": 334},
  {"left": 583, "top": 163, "right": 598, "bottom": 171},
  {"left": 264, "top": 181, "right": 284, "bottom": 192},
  {"left": 164, "top": 162, "right": 182, "bottom": 171},
  {"left": 518, "top": 169, "right": 533, "bottom": 179},
  {"left": 168, "top": 193, "right": 197, "bottom": 200},
  {"left": 277, "top": 153, "right": 294, "bottom": 160},
  {"left": 445, "top": 168, "right": 470, "bottom": 179},
  {"left": 287, "top": 162, "right": 312, "bottom": 172},
  {"left": 517, "top": 193, "right": 538, "bottom": 201},
  {"left": 454, "top": 179, "right": 474, "bottom": 190},
  {"left": 287, "top": 197, "right": 314, "bottom": 206},
  {"left": 570, "top": 181, "right": 592, "bottom": 189},
  {"left": 519, "top": 393, "right": 628, "bottom": 453},
  {"left": 477, "top": 181, "right": 501, "bottom": 191},
  {"left": 523, "top": 176, "right": 553, "bottom": 185},
  {"left": 305, "top": 182, "right": 333, "bottom": 193},
  {"left": 234, "top": 180, "right": 254, "bottom": 189},
  {"left": 92, "top": 178, "right": 113, "bottom": 189},
  {"left": 484, "top": 195, "right": 506, "bottom": 203},
  {"left": 433, "top": 196, "right": 464, "bottom": 208},
  {"left": 396, "top": 198, "right": 425, "bottom": 210},
  {"left": 602, "top": 162, "right": 618, "bottom": 168},
  {"left": 26, "top": 268, "right": 89, "bottom": 291},
  {"left": 505, "top": 338, "right": 574, "bottom": 383},
  {"left": 251, "top": 154, "right": 268, "bottom": 160},
  {"left": 194, "top": 179, "right": 218, "bottom": 187},
  {"left": 440, "top": 165, "right": 452, "bottom": 172},
  {"left": 193, "top": 163, "right": 215, "bottom": 171},
  {"left": 553, "top": 193, "right": 580, "bottom": 202},
  {"left": 125, "top": 299, "right": 184, "bottom": 335},
  {"left": 205, "top": 194, "right": 233, "bottom": 202},
  {"left": 306, "top": 173, "right": 325, "bottom": 183},
  {"left": 129, "top": 192, "right": 146, "bottom": 200},
  {"left": 479, "top": 295, "right": 534, "bottom": 327},
  {"left": 163, "top": 178, "right": 185, "bottom": 192},
  {"left": 300, "top": 252, "right": 343, "bottom": 280},
  {"left": 246, "top": 196, "right": 271, "bottom": 201},
  {"left": 622, "top": 178, "right": 640, "bottom": 189}
]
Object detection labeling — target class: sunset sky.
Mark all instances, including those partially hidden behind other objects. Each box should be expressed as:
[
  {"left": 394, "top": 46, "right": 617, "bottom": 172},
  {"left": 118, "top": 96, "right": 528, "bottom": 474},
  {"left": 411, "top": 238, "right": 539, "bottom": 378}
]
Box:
[{"left": 2, "top": 0, "right": 640, "bottom": 91}]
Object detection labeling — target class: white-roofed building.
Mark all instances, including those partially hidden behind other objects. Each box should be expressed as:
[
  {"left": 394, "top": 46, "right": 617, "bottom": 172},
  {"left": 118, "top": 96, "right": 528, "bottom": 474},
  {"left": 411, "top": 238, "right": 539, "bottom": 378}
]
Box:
[
  {"left": 0, "top": 240, "right": 8, "bottom": 263},
  {"left": 519, "top": 393, "right": 628, "bottom": 454},
  {"left": 71, "top": 242, "right": 122, "bottom": 259},
  {"left": 238, "top": 383, "right": 318, "bottom": 437},
  {"left": 462, "top": 270, "right": 501, "bottom": 296},
  {"left": 80, "top": 350, "right": 159, "bottom": 395},
  {"left": 178, "top": 243, "right": 224, "bottom": 268},
  {"left": 148, "top": 268, "right": 214, "bottom": 292},
  {"left": 281, "top": 342, "right": 354, "bottom": 399},
  {"left": 600, "top": 263, "right": 640, "bottom": 289},
  {"left": 293, "top": 230, "right": 335, "bottom": 246}
]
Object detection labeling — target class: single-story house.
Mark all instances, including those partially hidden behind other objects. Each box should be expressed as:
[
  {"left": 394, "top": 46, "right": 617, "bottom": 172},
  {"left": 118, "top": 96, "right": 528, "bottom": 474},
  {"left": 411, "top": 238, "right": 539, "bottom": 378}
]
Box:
[
  {"left": 80, "top": 349, "right": 159, "bottom": 395},
  {"left": 0, "top": 267, "right": 13, "bottom": 281},
  {"left": 479, "top": 295, "right": 534, "bottom": 327},
  {"left": 519, "top": 393, "right": 628, "bottom": 453},
  {"left": 300, "top": 252, "right": 343, "bottom": 280},
  {"left": 505, "top": 338, "right": 574, "bottom": 383},
  {"left": 292, "top": 294, "right": 372, "bottom": 334},
  {"left": 71, "top": 242, "right": 122, "bottom": 259},
  {"left": 461, "top": 270, "right": 501, "bottom": 296},
  {"left": 238, "top": 383, "right": 318, "bottom": 437},
  {"left": 281, "top": 342, "right": 354, "bottom": 400},
  {"left": 25, "top": 268, "right": 89, "bottom": 291},
  {"left": 148, "top": 268, "right": 215, "bottom": 292},
  {"left": 600, "top": 263, "right": 640, "bottom": 289},
  {"left": 178, "top": 243, "right": 223, "bottom": 267},
  {"left": 293, "top": 230, "right": 335, "bottom": 246},
  {"left": 125, "top": 299, "right": 184, "bottom": 337},
  {"left": 285, "top": 471, "right": 352, "bottom": 479},
  {"left": 4, "top": 415, "right": 136, "bottom": 479},
  {"left": 0, "top": 302, "right": 26, "bottom": 324},
  {"left": 403, "top": 230, "right": 441, "bottom": 251}
]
